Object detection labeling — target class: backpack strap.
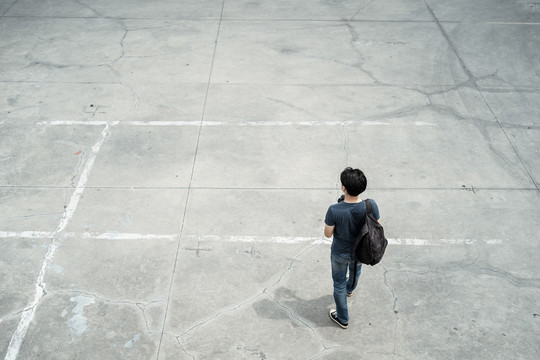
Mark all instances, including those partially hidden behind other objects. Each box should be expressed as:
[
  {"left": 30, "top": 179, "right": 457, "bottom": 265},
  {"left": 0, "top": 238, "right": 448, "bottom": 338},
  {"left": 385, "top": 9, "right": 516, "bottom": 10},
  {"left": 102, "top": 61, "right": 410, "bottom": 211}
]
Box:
[
  {"left": 351, "top": 199, "right": 372, "bottom": 286},
  {"left": 365, "top": 198, "right": 372, "bottom": 216}
]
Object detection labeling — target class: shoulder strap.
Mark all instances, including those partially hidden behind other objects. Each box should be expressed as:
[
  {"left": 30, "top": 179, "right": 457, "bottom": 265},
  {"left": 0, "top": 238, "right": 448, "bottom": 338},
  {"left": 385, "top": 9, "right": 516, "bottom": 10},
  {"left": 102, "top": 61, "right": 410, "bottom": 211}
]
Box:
[{"left": 365, "top": 198, "right": 372, "bottom": 216}]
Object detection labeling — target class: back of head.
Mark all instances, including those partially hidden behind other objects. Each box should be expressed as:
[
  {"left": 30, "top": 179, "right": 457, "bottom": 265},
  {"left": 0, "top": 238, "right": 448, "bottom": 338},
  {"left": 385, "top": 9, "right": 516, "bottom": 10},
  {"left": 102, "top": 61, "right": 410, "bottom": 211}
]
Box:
[{"left": 340, "top": 167, "right": 367, "bottom": 196}]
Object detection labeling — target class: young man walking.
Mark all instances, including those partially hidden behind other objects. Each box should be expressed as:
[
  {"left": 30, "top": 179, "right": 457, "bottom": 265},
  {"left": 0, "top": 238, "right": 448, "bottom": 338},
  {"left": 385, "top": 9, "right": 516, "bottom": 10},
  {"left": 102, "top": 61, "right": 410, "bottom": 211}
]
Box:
[{"left": 324, "top": 167, "right": 381, "bottom": 329}]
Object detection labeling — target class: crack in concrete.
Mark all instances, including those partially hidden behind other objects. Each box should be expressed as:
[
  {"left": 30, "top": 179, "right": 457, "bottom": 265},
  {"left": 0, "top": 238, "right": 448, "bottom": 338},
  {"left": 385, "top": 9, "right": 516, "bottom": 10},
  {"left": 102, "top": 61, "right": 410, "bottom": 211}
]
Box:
[
  {"left": 467, "top": 262, "right": 540, "bottom": 288},
  {"left": 350, "top": 0, "right": 377, "bottom": 21},
  {"left": 397, "top": 255, "right": 540, "bottom": 288},
  {"left": 0, "top": 211, "right": 64, "bottom": 221},
  {"left": 266, "top": 97, "right": 323, "bottom": 121},
  {"left": 2, "top": 307, "right": 31, "bottom": 323},
  {"left": 380, "top": 264, "right": 400, "bottom": 357},
  {"left": 4, "top": 123, "right": 115, "bottom": 360},
  {"left": 17, "top": 16, "right": 127, "bottom": 95},
  {"left": 475, "top": 86, "right": 540, "bottom": 94},
  {"left": 52, "top": 289, "right": 167, "bottom": 309},
  {"left": 51, "top": 289, "right": 167, "bottom": 336},
  {"left": 424, "top": 0, "right": 540, "bottom": 191},
  {"left": 402, "top": 70, "right": 503, "bottom": 98},
  {"left": 175, "top": 337, "right": 196, "bottom": 360},
  {"left": 262, "top": 242, "right": 336, "bottom": 358},
  {"left": 136, "top": 302, "right": 161, "bottom": 334},
  {"left": 242, "top": 346, "right": 268, "bottom": 360},
  {"left": 269, "top": 242, "right": 319, "bottom": 287},
  {"left": 424, "top": 1, "right": 476, "bottom": 85},
  {"left": 74, "top": 0, "right": 104, "bottom": 18},
  {"left": 420, "top": 90, "right": 535, "bottom": 173},
  {"left": 263, "top": 291, "right": 333, "bottom": 358},
  {"left": 108, "top": 21, "right": 141, "bottom": 116},
  {"left": 176, "top": 292, "right": 266, "bottom": 339},
  {"left": 1, "top": 0, "right": 17, "bottom": 17},
  {"left": 344, "top": 23, "right": 384, "bottom": 85},
  {"left": 308, "top": 345, "right": 342, "bottom": 360},
  {"left": 70, "top": 149, "right": 87, "bottom": 188},
  {"left": 173, "top": 242, "right": 327, "bottom": 358}
]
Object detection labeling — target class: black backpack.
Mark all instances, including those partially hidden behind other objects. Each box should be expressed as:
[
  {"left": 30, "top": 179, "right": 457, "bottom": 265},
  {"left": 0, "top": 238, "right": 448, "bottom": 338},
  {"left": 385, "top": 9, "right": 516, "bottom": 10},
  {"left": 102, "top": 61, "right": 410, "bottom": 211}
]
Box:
[{"left": 351, "top": 199, "right": 388, "bottom": 273}]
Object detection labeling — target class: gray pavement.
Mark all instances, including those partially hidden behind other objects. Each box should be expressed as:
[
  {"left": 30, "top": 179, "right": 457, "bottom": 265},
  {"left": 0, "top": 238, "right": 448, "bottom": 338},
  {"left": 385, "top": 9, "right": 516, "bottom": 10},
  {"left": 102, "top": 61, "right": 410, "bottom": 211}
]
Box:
[{"left": 1, "top": 0, "right": 539, "bottom": 359}]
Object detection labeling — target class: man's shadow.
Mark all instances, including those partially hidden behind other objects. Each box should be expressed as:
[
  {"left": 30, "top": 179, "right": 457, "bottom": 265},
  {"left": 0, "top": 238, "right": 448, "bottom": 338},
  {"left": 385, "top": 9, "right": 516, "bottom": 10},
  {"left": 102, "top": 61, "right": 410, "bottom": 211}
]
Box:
[{"left": 252, "top": 287, "right": 335, "bottom": 327}]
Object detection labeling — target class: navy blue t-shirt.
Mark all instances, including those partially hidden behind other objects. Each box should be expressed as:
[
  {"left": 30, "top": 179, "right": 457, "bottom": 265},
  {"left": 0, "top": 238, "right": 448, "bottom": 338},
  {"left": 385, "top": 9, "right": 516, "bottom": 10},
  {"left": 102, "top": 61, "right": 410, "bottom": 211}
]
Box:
[{"left": 325, "top": 199, "right": 380, "bottom": 255}]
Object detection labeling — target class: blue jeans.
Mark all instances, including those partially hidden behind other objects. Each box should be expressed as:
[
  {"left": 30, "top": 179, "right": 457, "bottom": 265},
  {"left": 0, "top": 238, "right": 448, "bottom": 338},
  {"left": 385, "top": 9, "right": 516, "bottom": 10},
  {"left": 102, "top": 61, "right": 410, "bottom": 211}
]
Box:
[{"left": 331, "top": 252, "right": 362, "bottom": 323}]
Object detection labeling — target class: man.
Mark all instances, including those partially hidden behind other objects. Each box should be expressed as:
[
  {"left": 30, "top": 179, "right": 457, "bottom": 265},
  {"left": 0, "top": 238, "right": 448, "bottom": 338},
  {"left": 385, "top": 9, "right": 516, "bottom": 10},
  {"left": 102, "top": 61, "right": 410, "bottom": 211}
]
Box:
[{"left": 324, "top": 167, "right": 381, "bottom": 329}]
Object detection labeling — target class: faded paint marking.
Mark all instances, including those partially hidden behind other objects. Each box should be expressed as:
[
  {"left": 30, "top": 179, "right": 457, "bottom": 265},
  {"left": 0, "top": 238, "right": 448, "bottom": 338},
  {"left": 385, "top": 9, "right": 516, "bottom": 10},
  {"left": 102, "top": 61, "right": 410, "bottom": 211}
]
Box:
[
  {"left": 4, "top": 123, "right": 116, "bottom": 360},
  {"left": 0, "top": 232, "right": 503, "bottom": 246}
]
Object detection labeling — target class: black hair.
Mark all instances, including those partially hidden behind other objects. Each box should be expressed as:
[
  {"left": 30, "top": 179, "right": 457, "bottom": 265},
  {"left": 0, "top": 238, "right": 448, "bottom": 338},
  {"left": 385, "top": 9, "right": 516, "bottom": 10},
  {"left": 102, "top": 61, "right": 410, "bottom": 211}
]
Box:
[{"left": 340, "top": 167, "right": 367, "bottom": 196}]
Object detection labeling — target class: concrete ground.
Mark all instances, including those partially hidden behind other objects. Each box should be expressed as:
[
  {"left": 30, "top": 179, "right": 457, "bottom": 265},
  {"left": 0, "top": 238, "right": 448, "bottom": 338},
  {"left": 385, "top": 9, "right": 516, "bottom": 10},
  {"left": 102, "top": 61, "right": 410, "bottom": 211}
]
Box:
[{"left": 1, "top": 0, "right": 539, "bottom": 359}]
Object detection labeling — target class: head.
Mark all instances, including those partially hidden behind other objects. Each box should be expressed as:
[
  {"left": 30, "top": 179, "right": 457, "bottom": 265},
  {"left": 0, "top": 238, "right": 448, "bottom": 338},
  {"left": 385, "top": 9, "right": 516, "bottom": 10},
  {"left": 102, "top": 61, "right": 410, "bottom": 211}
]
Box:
[{"left": 340, "top": 167, "right": 367, "bottom": 197}]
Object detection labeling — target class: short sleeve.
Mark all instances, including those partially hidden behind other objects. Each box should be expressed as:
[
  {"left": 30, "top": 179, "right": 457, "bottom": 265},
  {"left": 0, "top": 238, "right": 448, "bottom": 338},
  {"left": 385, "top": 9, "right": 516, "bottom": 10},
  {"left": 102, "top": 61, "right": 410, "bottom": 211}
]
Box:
[
  {"left": 370, "top": 200, "right": 381, "bottom": 220},
  {"left": 324, "top": 206, "right": 335, "bottom": 226}
]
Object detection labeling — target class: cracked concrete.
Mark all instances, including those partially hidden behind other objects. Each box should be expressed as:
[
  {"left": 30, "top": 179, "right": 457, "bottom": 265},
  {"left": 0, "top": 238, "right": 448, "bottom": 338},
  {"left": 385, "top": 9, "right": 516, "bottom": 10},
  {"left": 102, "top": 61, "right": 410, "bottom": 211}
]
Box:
[
  {"left": 165, "top": 243, "right": 334, "bottom": 359},
  {"left": 1, "top": 0, "right": 540, "bottom": 359},
  {"left": 381, "top": 265, "right": 400, "bottom": 356}
]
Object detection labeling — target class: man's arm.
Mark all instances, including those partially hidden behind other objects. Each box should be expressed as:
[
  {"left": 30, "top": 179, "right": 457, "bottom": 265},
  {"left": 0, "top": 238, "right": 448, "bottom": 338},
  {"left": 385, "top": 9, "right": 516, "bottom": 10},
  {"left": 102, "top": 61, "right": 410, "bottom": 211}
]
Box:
[{"left": 324, "top": 224, "right": 335, "bottom": 238}]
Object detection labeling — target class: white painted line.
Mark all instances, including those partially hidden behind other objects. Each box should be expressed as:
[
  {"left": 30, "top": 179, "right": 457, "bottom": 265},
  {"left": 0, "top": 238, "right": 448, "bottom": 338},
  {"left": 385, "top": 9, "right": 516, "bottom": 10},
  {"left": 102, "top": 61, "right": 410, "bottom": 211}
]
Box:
[
  {"left": 36, "top": 120, "right": 435, "bottom": 127},
  {"left": 57, "top": 123, "right": 117, "bottom": 234},
  {"left": 185, "top": 235, "right": 328, "bottom": 244},
  {"left": 0, "top": 231, "right": 175, "bottom": 241},
  {"left": 0, "top": 231, "right": 54, "bottom": 239},
  {"left": 36, "top": 120, "right": 110, "bottom": 126},
  {"left": 0, "top": 231, "right": 503, "bottom": 246},
  {"left": 184, "top": 235, "right": 501, "bottom": 246},
  {"left": 4, "top": 122, "right": 116, "bottom": 360},
  {"left": 389, "top": 238, "right": 432, "bottom": 246},
  {"left": 125, "top": 120, "right": 202, "bottom": 126},
  {"left": 414, "top": 121, "right": 437, "bottom": 126},
  {"left": 78, "top": 232, "right": 177, "bottom": 241},
  {"left": 440, "top": 238, "right": 502, "bottom": 245}
]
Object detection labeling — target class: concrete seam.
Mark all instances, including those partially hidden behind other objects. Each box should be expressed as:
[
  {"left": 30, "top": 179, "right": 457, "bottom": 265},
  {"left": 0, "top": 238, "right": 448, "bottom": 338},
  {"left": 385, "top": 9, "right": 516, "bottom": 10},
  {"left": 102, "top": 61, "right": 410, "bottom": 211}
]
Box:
[
  {"left": 155, "top": 0, "right": 227, "bottom": 357},
  {"left": 350, "top": 0, "right": 376, "bottom": 21},
  {"left": 1, "top": 0, "right": 18, "bottom": 17},
  {"left": 0, "top": 185, "right": 538, "bottom": 191},
  {"left": 424, "top": 1, "right": 539, "bottom": 192},
  {"left": 424, "top": 1, "right": 475, "bottom": 84},
  {"left": 3, "top": 12, "right": 540, "bottom": 24},
  {"left": 477, "top": 90, "right": 540, "bottom": 191}
]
